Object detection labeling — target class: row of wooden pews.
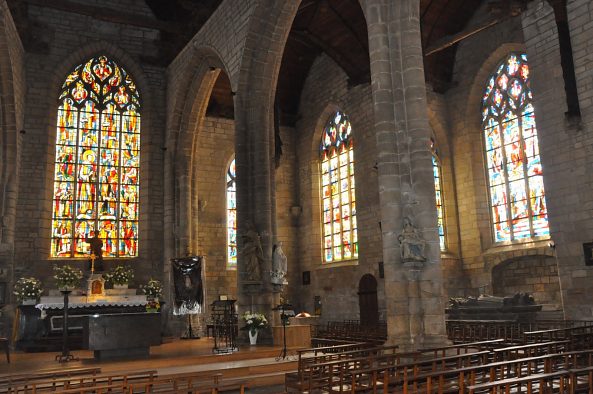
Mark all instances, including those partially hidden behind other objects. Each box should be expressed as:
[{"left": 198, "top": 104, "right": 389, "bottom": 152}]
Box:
[
  {"left": 0, "top": 367, "right": 248, "bottom": 393},
  {"left": 286, "top": 321, "right": 593, "bottom": 393},
  {"left": 312, "top": 320, "right": 388, "bottom": 347}
]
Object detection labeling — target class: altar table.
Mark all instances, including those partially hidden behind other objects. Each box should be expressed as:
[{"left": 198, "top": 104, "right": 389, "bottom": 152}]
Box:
[{"left": 272, "top": 324, "right": 311, "bottom": 348}]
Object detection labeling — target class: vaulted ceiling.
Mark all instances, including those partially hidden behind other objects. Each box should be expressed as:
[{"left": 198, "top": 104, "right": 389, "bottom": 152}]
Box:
[{"left": 7, "top": 0, "right": 500, "bottom": 124}]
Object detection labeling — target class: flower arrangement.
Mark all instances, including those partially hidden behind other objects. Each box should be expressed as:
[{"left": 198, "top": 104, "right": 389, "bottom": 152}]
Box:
[
  {"left": 104, "top": 265, "right": 134, "bottom": 286},
  {"left": 13, "top": 277, "right": 43, "bottom": 302},
  {"left": 53, "top": 264, "right": 83, "bottom": 290},
  {"left": 141, "top": 278, "right": 162, "bottom": 299},
  {"left": 242, "top": 311, "right": 268, "bottom": 335}
]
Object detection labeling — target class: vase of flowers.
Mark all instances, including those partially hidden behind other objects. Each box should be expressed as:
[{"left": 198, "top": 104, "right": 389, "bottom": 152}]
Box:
[
  {"left": 141, "top": 279, "right": 162, "bottom": 312},
  {"left": 242, "top": 311, "right": 268, "bottom": 345},
  {"left": 13, "top": 277, "right": 43, "bottom": 305},
  {"left": 53, "top": 265, "right": 83, "bottom": 291},
  {"left": 104, "top": 265, "right": 134, "bottom": 288}
]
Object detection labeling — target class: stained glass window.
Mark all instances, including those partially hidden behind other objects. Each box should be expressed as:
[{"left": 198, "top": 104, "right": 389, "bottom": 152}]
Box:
[
  {"left": 482, "top": 53, "right": 549, "bottom": 243},
  {"left": 227, "top": 158, "right": 237, "bottom": 269},
  {"left": 51, "top": 55, "right": 141, "bottom": 258},
  {"left": 320, "top": 111, "right": 357, "bottom": 263},
  {"left": 430, "top": 139, "right": 446, "bottom": 251}
]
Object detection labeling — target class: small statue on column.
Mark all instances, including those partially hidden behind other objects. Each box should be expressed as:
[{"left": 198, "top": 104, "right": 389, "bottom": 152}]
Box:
[
  {"left": 398, "top": 217, "right": 427, "bottom": 263},
  {"left": 241, "top": 224, "right": 263, "bottom": 282},
  {"left": 271, "top": 242, "right": 288, "bottom": 285}
]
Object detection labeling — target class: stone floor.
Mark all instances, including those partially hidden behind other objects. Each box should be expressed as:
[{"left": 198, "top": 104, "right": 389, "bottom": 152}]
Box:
[{"left": 0, "top": 337, "right": 297, "bottom": 391}]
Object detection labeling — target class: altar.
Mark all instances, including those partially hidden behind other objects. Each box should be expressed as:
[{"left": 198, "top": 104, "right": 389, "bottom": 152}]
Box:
[{"left": 16, "top": 292, "right": 153, "bottom": 353}]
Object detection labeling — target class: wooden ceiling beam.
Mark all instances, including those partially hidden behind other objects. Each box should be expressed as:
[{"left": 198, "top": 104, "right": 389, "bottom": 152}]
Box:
[
  {"left": 292, "top": 29, "right": 364, "bottom": 83},
  {"left": 14, "top": 0, "right": 181, "bottom": 34},
  {"left": 424, "top": 16, "right": 503, "bottom": 56}
]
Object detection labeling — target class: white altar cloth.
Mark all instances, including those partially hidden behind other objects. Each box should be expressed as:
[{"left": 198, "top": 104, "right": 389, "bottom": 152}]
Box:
[{"left": 36, "top": 295, "right": 148, "bottom": 310}]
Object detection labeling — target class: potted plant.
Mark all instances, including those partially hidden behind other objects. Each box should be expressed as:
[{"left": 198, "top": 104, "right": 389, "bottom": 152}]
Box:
[
  {"left": 141, "top": 279, "right": 162, "bottom": 312},
  {"left": 13, "top": 277, "right": 43, "bottom": 305},
  {"left": 242, "top": 311, "right": 268, "bottom": 345},
  {"left": 53, "top": 264, "right": 83, "bottom": 291},
  {"left": 104, "top": 265, "right": 134, "bottom": 288}
]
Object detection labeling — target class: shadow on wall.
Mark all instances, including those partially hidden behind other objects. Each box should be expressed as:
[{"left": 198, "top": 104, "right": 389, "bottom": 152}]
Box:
[{"left": 491, "top": 256, "right": 561, "bottom": 306}]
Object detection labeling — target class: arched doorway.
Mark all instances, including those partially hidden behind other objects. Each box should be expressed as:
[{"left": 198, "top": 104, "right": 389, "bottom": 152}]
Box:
[{"left": 358, "top": 274, "right": 378, "bottom": 327}]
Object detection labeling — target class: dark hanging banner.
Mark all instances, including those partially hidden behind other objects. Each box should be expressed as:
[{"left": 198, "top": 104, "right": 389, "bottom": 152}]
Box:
[{"left": 171, "top": 256, "right": 204, "bottom": 315}]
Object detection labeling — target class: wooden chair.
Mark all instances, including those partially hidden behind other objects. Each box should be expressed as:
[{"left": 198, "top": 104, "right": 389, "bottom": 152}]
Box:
[{"left": 0, "top": 337, "right": 9, "bottom": 363}]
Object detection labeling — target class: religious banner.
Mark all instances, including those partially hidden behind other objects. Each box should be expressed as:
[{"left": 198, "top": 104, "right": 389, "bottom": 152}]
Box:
[{"left": 171, "top": 256, "right": 204, "bottom": 315}]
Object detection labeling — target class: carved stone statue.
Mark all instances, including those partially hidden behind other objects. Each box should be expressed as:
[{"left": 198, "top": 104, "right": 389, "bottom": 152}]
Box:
[
  {"left": 271, "top": 242, "right": 288, "bottom": 285},
  {"left": 241, "top": 224, "right": 263, "bottom": 281},
  {"left": 397, "top": 217, "right": 426, "bottom": 263}
]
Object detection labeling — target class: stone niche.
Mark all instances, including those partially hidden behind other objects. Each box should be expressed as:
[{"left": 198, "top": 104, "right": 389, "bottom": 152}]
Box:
[{"left": 491, "top": 255, "right": 561, "bottom": 307}]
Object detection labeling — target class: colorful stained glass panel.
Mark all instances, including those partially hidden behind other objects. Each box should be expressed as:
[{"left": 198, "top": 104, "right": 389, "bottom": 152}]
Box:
[
  {"left": 482, "top": 53, "right": 548, "bottom": 242},
  {"left": 50, "top": 55, "right": 141, "bottom": 258},
  {"left": 320, "top": 111, "right": 357, "bottom": 263},
  {"left": 226, "top": 158, "right": 237, "bottom": 269}
]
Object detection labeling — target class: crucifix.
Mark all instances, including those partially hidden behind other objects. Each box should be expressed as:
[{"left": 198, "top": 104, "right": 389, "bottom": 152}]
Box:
[{"left": 90, "top": 253, "right": 96, "bottom": 274}]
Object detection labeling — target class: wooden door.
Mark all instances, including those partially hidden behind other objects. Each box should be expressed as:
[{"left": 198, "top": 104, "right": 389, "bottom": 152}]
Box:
[{"left": 358, "top": 274, "right": 379, "bottom": 327}]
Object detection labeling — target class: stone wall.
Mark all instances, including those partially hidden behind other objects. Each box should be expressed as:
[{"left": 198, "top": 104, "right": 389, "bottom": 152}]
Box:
[
  {"left": 491, "top": 256, "right": 561, "bottom": 305},
  {"left": 294, "top": 54, "right": 385, "bottom": 323},
  {"left": 522, "top": 0, "right": 593, "bottom": 318}
]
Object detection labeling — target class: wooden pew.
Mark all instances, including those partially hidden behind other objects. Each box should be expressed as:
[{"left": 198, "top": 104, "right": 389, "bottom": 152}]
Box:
[
  {"left": 14, "top": 370, "right": 157, "bottom": 393},
  {"left": 493, "top": 340, "right": 570, "bottom": 361},
  {"left": 285, "top": 344, "right": 401, "bottom": 393},
  {"left": 419, "top": 338, "right": 506, "bottom": 358},
  {"left": 322, "top": 350, "right": 490, "bottom": 393},
  {"left": 0, "top": 367, "right": 102, "bottom": 392},
  {"left": 468, "top": 370, "right": 570, "bottom": 393},
  {"left": 410, "top": 349, "right": 593, "bottom": 393},
  {"left": 128, "top": 372, "right": 222, "bottom": 394}
]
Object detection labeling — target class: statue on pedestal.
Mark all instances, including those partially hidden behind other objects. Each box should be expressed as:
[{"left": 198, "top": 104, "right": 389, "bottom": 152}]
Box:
[
  {"left": 398, "top": 217, "right": 427, "bottom": 263},
  {"left": 241, "top": 224, "right": 263, "bottom": 281},
  {"left": 271, "top": 242, "right": 288, "bottom": 285}
]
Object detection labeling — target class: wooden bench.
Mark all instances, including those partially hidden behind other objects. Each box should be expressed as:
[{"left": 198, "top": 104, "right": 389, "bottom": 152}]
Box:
[
  {"left": 409, "top": 349, "right": 593, "bottom": 393},
  {"left": 468, "top": 370, "right": 570, "bottom": 393},
  {"left": 129, "top": 372, "right": 222, "bottom": 394},
  {"left": 285, "top": 344, "right": 401, "bottom": 393},
  {"left": 320, "top": 349, "right": 491, "bottom": 393},
  {"left": 493, "top": 340, "right": 570, "bottom": 361},
  {"left": 0, "top": 367, "right": 102, "bottom": 392},
  {"left": 8, "top": 369, "right": 156, "bottom": 393}
]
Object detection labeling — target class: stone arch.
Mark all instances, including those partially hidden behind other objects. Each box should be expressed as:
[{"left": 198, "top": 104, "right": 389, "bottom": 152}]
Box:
[
  {"left": 233, "top": 0, "right": 301, "bottom": 284},
  {"left": 0, "top": 5, "right": 23, "bottom": 250},
  {"left": 164, "top": 46, "right": 229, "bottom": 262},
  {"left": 39, "top": 43, "right": 154, "bottom": 259}
]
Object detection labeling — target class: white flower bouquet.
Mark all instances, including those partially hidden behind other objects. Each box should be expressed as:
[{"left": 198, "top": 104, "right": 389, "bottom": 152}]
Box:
[
  {"left": 242, "top": 311, "right": 268, "bottom": 334},
  {"left": 141, "top": 278, "right": 163, "bottom": 299},
  {"left": 53, "top": 264, "right": 83, "bottom": 290},
  {"left": 13, "top": 277, "right": 43, "bottom": 301},
  {"left": 104, "top": 265, "right": 134, "bottom": 286}
]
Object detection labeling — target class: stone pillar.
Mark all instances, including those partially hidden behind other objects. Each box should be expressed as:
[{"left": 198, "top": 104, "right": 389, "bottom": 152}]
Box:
[{"left": 362, "top": 0, "right": 448, "bottom": 350}]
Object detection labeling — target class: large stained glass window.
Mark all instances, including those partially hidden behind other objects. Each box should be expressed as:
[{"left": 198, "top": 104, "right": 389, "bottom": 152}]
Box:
[
  {"left": 482, "top": 53, "right": 549, "bottom": 243},
  {"left": 320, "top": 111, "right": 357, "bottom": 263},
  {"left": 51, "top": 55, "right": 141, "bottom": 258},
  {"left": 430, "top": 139, "right": 446, "bottom": 251},
  {"left": 227, "top": 158, "right": 237, "bottom": 269}
]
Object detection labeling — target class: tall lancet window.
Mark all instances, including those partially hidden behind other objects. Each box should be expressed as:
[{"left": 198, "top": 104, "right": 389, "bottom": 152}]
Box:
[
  {"left": 320, "top": 111, "right": 358, "bottom": 263},
  {"left": 482, "top": 53, "right": 549, "bottom": 242},
  {"left": 430, "top": 138, "right": 446, "bottom": 251},
  {"left": 226, "top": 158, "right": 237, "bottom": 269},
  {"left": 51, "top": 55, "right": 141, "bottom": 258}
]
